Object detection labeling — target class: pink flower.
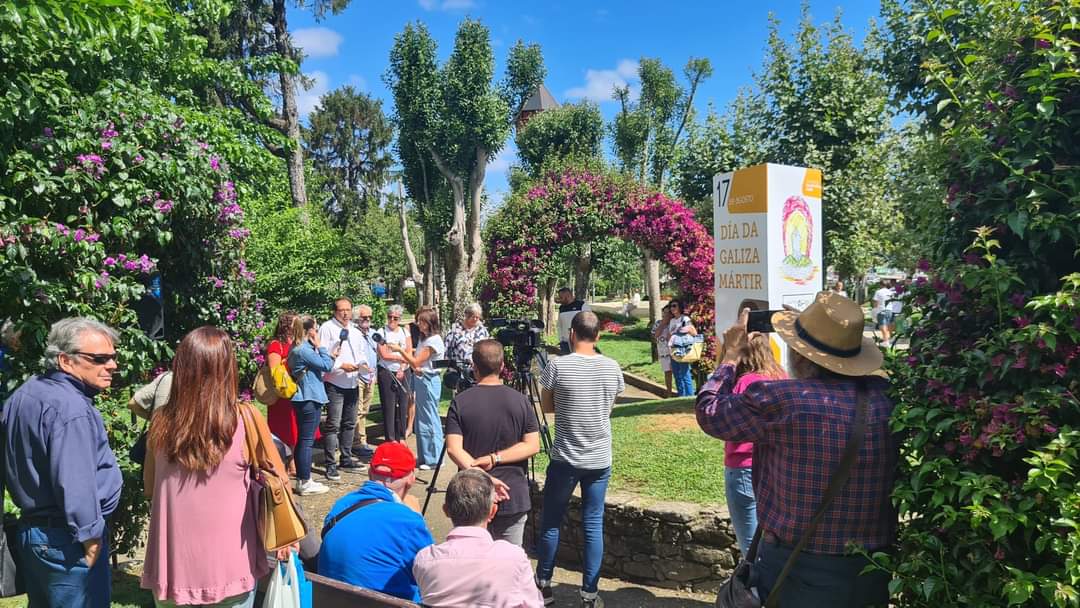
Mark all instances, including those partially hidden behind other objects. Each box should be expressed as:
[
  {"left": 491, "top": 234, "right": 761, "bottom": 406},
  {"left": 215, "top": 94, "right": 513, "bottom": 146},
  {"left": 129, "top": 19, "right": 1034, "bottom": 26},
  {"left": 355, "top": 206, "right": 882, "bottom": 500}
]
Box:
[
  {"left": 153, "top": 200, "right": 174, "bottom": 213},
  {"left": 210, "top": 156, "right": 221, "bottom": 171},
  {"left": 103, "top": 256, "right": 117, "bottom": 267},
  {"left": 1012, "top": 316, "right": 1031, "bottom": 328}
]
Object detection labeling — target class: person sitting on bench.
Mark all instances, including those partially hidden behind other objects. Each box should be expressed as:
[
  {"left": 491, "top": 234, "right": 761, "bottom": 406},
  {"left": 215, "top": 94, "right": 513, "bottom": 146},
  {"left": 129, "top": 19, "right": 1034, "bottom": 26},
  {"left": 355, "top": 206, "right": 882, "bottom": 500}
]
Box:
[
  {"left": 318, "top": 442, "right": 433, "bottom": 602},
  {"left": 413, "top": 469, "right": 543, "bottom": 607}
]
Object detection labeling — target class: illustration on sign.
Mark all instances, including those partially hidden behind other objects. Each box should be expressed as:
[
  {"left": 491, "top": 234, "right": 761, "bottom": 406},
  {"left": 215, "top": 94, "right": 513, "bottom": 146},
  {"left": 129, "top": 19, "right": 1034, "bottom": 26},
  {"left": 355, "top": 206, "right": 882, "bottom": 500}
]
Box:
[{"left": 780, "top": 195, "right": 817, "bottom": 284}]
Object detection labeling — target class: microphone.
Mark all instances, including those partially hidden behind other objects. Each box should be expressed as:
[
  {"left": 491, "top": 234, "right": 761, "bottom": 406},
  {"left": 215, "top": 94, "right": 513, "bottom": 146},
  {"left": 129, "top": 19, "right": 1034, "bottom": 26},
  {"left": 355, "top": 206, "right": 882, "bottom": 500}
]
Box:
[{"left": 339, "top": 328, "right": 349, "bottom": 342}]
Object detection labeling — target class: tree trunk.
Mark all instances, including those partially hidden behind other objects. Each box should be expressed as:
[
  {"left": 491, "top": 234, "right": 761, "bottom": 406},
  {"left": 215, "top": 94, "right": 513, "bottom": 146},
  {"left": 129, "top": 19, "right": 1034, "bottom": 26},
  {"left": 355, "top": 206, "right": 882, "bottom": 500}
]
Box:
[
  {"left": 430, "top": 147, "right": 487, "bottom": 320},
  {"left": 398, "top": 181, "right": 425, "bottom": 304},
  {"left": 644, "top": 249, "right": 662, "bottom": 361},
  {"left": 423, "top": 248, "right": 436, "bottom": 310},
  {"left": 573, "top": 244, "right": 592, "bottom": 301},
  {"left": 272, "top": 0, "right": 306, "bottom": 207}
]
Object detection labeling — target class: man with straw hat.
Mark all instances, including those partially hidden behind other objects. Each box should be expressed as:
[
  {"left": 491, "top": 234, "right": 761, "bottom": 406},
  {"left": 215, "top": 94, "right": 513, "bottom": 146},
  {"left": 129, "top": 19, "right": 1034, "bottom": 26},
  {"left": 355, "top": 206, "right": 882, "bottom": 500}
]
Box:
[{"left": 696, "top": 292, "right": 896, "bottom": 607}]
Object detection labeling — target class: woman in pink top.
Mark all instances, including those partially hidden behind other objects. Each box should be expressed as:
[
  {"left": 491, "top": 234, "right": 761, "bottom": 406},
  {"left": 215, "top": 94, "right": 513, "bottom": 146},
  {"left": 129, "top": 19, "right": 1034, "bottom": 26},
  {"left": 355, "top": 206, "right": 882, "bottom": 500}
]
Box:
[
  {"left": 141, "top": 327, "right": 273, "bottom": 607},
  {"left": 723, "top": 331, "right": 786, "bottom": 557}
]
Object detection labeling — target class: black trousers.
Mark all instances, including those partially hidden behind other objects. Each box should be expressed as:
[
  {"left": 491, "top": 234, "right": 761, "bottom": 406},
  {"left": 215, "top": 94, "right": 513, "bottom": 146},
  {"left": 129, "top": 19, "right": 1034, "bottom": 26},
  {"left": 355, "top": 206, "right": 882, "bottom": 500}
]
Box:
[
  {"left": 377, "top": 366, "right": 408, "bottom": 441},
  {"left": 754, "top": 538, "right": 890, "bottom": 608}
]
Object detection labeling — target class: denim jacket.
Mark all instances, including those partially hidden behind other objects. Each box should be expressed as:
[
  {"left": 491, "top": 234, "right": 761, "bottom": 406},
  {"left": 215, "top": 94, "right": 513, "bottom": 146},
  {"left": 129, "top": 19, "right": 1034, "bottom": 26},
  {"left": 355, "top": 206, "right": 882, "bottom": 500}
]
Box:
[{"left": 287, "top": 341, "right": 333, "bottom": 404}]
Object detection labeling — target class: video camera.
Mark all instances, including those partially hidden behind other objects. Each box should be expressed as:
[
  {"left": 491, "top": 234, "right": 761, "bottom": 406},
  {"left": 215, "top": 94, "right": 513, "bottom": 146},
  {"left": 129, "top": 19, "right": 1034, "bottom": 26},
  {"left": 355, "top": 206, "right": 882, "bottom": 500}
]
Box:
[
  {"left": 433, "top": 358, "right": 475, "bottom": 393},
  {"left": 489, "top": 318, "right": 545, "bottom": 350}
]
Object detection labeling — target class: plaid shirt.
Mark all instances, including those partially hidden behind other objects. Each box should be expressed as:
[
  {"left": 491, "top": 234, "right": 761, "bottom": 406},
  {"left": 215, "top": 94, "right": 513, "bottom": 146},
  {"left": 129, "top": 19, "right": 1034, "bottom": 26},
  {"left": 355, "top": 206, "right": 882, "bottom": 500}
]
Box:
[{"left": 696, "top": 364, "right": 898, "bottom": 554}]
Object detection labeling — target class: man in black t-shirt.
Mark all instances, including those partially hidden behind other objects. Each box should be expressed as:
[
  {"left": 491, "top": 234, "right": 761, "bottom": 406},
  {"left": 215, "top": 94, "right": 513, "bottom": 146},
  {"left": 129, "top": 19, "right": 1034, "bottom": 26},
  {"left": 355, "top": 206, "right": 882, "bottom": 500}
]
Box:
[{"left": 445, "top": 339, "right": 541, "bottom": 546}]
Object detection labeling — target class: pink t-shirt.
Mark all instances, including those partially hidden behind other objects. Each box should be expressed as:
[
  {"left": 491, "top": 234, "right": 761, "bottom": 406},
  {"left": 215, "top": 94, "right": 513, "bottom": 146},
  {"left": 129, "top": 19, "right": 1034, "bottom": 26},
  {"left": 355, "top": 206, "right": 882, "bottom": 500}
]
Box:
[
  {"left": 142, "top": 420, "right": 270, "bottom": 604},
  {"left": 724, "top": 372, "right": 782, "bottom": 468}
]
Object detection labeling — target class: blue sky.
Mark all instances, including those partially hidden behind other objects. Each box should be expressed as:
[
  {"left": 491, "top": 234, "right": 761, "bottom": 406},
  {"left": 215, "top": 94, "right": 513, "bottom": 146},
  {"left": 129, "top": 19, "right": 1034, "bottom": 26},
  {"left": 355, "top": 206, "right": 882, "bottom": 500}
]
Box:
[{"left": 287, "top": 0, "right": 882, "bottom": 203}]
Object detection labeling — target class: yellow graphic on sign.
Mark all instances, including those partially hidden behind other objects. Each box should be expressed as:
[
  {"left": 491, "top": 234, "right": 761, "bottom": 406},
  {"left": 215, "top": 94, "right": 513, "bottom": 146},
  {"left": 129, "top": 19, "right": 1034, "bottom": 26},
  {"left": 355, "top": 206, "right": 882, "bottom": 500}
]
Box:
[
  {"left": 801, "top": 168, "right": 822, "bottom": 198},
  {"left": 725, "top": 164, "right": 768, "bottom": 214}
]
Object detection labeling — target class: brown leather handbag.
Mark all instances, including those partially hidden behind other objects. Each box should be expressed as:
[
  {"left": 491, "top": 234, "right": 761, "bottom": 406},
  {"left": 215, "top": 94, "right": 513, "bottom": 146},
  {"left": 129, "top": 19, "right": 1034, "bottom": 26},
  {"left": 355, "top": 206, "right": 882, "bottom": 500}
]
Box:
[{"left": 238, "top": 404, "right": 307, "bottom": 551}]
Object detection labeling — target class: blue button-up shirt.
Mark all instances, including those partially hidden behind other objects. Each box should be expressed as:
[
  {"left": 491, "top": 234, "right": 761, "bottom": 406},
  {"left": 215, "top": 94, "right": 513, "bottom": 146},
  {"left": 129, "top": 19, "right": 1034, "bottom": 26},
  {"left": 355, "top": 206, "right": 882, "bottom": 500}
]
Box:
[{"left": 3, "top": 370, "right": 123, "bottom": 543}]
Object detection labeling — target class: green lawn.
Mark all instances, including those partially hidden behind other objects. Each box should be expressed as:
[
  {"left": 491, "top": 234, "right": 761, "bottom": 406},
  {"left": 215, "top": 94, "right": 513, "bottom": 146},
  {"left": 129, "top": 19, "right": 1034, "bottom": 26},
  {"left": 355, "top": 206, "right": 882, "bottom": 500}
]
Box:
[
  {"left": 596, "top": 320, "right": 667, "bottom": 385},
  {"left": 534, "top": 396, "right": 726, "bottom": 505}
]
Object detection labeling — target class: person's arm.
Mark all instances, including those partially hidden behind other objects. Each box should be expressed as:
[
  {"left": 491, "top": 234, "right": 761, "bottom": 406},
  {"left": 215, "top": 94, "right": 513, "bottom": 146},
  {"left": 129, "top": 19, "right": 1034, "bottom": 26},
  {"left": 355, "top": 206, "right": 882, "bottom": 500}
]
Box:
[
  {"left": 297, "top": 344, "right": 334, "bottom": 373},
  {"left": 475, "top": 432, "right": 540, "bottom": 470},
  {"left": 128, "top": 398, "right": 151, "bottom": 420},
  {"left": 445, "top": 433, "right": 474, "bottom": 470},
  {"left": 143, "top": 444, "right": 155, "bottom": 499},
  {"left": 540, "top": 388, "right": 555, "bottom": 414},
  {"left": 48, "top": 417, "right": 105, "bottom": 566},
  {"left": 267, "top": 349, "right": 283, "bottom": 369}
]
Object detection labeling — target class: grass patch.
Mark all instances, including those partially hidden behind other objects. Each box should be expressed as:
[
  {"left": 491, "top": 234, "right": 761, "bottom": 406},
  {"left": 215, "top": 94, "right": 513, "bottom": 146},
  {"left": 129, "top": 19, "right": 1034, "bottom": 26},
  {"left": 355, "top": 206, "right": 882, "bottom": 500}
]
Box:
[
  {"left": 596, "top": 320, "right": 667, "bottom": 386},
  {"left": 535, "top": 396, "right": 725, "bottom": 505}
]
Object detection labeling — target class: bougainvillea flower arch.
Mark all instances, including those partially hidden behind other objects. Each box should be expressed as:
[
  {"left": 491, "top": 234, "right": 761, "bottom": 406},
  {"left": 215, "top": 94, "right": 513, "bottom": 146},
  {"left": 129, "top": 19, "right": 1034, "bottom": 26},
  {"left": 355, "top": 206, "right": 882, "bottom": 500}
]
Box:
[{"left": 484, "top": 167, "right": 717, "bottom": 363}]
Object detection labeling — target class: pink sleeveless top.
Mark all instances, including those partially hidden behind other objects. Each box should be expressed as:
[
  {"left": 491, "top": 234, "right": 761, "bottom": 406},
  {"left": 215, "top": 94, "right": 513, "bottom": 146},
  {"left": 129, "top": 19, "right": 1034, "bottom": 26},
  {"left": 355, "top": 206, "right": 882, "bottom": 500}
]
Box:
[{"left": 141, "top": 420, "right": 270, "bottom": 604}]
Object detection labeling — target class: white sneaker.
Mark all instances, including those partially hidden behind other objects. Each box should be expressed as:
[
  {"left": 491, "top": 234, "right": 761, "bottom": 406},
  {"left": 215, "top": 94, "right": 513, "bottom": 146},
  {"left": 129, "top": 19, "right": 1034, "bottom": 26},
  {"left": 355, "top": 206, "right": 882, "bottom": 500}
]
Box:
[
  {"left": 418, "top": 464, "right": 432, "bottom": 471},
  {"left": 295, "top": 479, "right": 329, "bottom": 495}
]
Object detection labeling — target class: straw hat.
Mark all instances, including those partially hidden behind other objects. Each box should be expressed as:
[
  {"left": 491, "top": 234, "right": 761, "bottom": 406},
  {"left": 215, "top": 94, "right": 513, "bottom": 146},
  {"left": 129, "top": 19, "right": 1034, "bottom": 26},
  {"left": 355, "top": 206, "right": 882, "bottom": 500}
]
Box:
[{"left": 771, "top": 292, "right": 883, "bottom": 377}]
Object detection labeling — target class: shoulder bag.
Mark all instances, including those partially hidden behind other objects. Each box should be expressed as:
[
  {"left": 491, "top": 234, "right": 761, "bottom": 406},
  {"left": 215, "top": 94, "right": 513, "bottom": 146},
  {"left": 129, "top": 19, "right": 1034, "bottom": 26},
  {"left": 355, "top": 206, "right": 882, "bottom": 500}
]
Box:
[
  {"left": 715, "top": 379, "right": 869, "bottom": 608},
  {"left": 238, "top": 404, "right": 308, "bottom": 551},
  {"left": 0, "top": 427, "right": 23, "bottom": 597}
]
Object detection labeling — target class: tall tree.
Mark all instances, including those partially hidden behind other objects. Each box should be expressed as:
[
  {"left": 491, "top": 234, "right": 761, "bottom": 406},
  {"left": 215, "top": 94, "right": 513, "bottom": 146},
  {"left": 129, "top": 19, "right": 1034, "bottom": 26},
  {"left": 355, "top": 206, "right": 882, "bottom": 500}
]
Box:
[
  {"left": 611, "top": 56, "right": 713, "bottom": 344},
  {"left": 303, "top": 86, "right": 393, "bottom": 226},
  {"left": 191, "top": 0, "right": 352, "bottom": 207},
  {"left": 388, "top": 24, "right": 545, "bottom": 317},
  {"left": 515, "top": 102, "right": 604, "bottom": 178}
]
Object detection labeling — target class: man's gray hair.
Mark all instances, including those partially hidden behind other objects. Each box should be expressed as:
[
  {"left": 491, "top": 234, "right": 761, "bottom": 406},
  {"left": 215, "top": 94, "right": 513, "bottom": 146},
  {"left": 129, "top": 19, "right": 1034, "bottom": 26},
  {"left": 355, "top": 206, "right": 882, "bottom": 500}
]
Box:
[
  {"left": 388, "top": 304, "right": 404, "bottom": 317},
  {"left": 353, "top": 303, "right": 373, "bottom": 318},
  {"left": 44, "top": 317, "right": 119, "bottom": 370},
  {"left": 445, "top": 469, "right": 494, "bottom": 527},
  {"left": 463, "top": 303, "right": 483, "bottom": 319}
]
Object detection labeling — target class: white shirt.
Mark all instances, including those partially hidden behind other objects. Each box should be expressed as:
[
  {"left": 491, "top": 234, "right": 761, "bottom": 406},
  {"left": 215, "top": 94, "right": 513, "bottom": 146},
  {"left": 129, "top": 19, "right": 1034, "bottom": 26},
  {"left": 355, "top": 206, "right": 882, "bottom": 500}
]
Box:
[
  {"left": 872, "top": 288, "right": 895, "bottom": 316},
  {"left": 557, "top": 300, "right": 590, "bottom": 343},
  {"left": 377, "top": 325, "right": 409, "bottom": 372},
  {"left": 318, "top": 318, "right": 368, "bottom": 389},
  {"left": 667, "top": 315, "right": 693, "bottom": 346},
  {"left": 416, "top": 335, "right": 445, "bottom": 374}
]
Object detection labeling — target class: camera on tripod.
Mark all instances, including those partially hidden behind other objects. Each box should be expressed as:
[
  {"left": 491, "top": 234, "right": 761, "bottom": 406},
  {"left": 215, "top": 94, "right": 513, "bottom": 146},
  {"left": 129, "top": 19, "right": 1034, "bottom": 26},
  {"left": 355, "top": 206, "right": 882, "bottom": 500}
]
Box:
[
  {"left": 490, "top": 318, "right": 544, "bottom": 349},
  {"left": 433, "top": 358, "right": 474, "bottom": 393}
]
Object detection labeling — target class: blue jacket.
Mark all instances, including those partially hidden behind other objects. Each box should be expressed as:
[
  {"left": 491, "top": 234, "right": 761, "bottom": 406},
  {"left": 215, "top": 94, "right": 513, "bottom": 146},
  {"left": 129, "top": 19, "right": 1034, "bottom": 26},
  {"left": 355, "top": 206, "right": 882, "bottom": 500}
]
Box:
[
  {"left": 3, "top": 371, "right": 123, "bottom": 543},
  {"left": 318, "top": 481, "right": 434, "bottom": 602},
  {"left": 287, "top": 341, "right": 333, "bottom": 404}
]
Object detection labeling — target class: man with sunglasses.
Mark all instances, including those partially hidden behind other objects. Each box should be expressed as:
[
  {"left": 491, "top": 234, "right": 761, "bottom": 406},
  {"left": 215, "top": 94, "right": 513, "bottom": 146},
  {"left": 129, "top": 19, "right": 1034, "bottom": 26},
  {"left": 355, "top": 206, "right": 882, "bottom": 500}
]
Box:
[{"left": 2, "top": 317, "right": 124, "bottom": 607}]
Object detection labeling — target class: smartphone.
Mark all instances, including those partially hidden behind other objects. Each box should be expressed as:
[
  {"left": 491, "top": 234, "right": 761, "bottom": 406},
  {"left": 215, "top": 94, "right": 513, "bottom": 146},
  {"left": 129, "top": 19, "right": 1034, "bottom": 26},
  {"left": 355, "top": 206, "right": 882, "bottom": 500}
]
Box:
[{"left": 746, "top": 310, "right": 782, "bottom": 333}]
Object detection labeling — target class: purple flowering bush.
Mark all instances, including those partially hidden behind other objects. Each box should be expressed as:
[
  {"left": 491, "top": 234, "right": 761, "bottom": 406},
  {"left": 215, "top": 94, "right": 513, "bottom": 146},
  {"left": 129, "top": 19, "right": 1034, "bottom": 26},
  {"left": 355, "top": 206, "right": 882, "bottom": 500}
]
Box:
[
  {"left": 484, "top": 166, "right": 716, "bottom": 364},
  {"left": 880, "top": 1, "right": 1080, "bottom": 604},
  {"left": 0, "top": 1, "right": 283, "bottom": 554}
]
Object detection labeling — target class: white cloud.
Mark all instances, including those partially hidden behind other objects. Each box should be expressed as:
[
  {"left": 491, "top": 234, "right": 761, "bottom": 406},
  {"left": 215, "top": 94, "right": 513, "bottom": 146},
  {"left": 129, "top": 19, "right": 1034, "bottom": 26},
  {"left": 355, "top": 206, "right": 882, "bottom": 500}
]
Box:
[
  {"left": 297, "top": 71, "right": 331, "bottom": 118},
  {"left": 348, "top": 74, "right": 368, "bottom": 90},
  {"left": 564, "top": 59, "right": 640, "bottom": 104},
  {"left": 487, "top": 143, "right": 516, "bottom": 174},
  {"left": 418, "top": 0, "right": 475, "bottom": 10},
  {"left": 291, "top": 27, "right": 343, "bottom": 58}
]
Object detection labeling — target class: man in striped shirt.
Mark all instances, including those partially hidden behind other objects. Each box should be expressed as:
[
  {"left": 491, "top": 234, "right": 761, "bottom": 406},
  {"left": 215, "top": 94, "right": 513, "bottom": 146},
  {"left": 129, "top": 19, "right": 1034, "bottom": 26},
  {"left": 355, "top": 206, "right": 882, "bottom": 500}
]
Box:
[{"left": 535, "top": 311, "right": 623, "bottom": 608}]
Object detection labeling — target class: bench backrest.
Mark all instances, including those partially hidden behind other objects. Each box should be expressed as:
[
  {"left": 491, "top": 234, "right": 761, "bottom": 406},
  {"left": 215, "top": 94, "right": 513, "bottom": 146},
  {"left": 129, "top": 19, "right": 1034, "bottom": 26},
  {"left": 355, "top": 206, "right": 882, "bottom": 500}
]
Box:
[{"left": 307, "top": 571, "right": 421, "bottom": 607}]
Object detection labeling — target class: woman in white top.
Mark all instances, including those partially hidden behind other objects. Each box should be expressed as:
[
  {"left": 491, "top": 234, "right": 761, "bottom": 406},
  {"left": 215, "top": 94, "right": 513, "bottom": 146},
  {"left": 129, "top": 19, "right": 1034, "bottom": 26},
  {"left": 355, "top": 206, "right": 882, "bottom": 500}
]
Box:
[
  {"left": 377, "top": 304, "right": 412, "bottom": 442},
  {"left": 389, "top": 307, "right": 445, "bottom": 468},
  {"left": 651, "top": 304, "right": 674, "bottom": 396},
  {"left": 666, "top": 299, "right": 698, "bottom": 397}
]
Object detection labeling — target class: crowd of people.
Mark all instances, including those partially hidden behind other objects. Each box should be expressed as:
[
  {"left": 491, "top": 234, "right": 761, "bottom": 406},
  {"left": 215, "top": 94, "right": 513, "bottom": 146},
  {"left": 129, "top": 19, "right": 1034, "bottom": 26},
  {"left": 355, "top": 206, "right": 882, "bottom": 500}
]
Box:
[{"left": 0, "top": 283, "right": 899, "bottom": 608}]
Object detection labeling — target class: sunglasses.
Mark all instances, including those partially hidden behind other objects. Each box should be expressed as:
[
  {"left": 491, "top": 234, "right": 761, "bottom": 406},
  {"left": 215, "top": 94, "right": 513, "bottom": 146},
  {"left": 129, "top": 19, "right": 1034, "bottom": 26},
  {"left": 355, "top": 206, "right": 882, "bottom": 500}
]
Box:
[
  {"left": 357, "top": 316, "right": 372, "bottom": 321},
  {"left": 72, "top": 351, "right": 118, "bottom": 365},
  {"left": 388, "top": 316, "right": 401, "bottom": 320}
]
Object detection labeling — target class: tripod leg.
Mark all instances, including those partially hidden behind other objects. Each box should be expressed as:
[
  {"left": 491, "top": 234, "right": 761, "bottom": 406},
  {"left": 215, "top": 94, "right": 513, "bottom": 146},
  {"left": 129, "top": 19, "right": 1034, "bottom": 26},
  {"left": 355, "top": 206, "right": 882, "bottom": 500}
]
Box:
[{"left": 421, "top": 440, "right": 449, "bottom": 516}]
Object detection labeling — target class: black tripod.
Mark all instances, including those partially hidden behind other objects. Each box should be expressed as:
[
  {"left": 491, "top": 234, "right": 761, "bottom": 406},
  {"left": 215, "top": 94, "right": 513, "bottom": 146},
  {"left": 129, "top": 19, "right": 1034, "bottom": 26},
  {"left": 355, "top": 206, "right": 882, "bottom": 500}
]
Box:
[{"left": 420, "top": 347, "right": 554, "bottom": 515}]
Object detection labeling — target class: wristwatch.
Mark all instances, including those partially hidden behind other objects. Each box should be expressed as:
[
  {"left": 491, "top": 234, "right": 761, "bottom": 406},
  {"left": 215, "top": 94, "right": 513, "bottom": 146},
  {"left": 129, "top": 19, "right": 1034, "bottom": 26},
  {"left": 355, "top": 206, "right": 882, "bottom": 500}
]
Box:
[{"left": 494, "top": 452, "right": 502, "bottom": 465}]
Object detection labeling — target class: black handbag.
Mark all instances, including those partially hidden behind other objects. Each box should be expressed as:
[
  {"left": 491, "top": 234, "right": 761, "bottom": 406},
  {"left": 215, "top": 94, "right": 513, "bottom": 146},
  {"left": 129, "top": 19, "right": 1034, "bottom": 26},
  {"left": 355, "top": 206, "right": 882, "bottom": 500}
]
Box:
[
  {"left": 0, "top": 426, "right": 24, "bottom": 597},
  {"left": 715, "top": 380, "right": 869, "bottom": 608}
]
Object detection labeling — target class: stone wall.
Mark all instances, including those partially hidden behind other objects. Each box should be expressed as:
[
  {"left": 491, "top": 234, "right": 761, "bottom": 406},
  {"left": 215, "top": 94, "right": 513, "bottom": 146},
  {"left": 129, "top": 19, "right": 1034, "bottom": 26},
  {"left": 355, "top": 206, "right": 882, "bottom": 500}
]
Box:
[{"left": 525, "top": 480, "right": 740, "bottom": 594}]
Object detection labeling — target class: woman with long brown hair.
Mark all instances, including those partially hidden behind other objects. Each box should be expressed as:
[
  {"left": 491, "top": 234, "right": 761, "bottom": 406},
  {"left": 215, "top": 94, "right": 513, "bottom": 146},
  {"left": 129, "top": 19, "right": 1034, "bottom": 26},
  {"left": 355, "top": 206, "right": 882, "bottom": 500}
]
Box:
[
  {"left": 141, "top": 326, "right": 288, "bottom": 607},
  {"left": 720, "top": 322, "right": 786, "bottom": 558},
  {"left": 265, "top": 311, "right": 299, "bottom": 449}
]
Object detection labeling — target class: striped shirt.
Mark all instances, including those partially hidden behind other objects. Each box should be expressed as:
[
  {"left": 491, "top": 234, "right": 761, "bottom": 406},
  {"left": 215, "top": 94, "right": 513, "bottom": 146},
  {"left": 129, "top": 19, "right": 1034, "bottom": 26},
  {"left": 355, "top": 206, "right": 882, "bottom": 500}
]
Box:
[{"left": 539, "top": 353, "right": 624, "bottom": 469}]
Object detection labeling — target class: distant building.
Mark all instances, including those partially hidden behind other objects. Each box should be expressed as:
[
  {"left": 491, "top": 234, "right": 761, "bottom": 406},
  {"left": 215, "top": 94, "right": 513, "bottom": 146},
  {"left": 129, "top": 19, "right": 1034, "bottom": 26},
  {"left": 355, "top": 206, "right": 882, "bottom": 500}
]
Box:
[{"left": 514, "top": 83, "right": 559, "bottom": 131}]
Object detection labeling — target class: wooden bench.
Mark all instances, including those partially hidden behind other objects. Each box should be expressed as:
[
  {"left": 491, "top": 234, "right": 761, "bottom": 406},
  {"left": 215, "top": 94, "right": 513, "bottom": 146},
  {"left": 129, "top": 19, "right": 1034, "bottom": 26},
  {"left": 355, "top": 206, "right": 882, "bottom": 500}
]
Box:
[{"left": 307, "top": 572, "right": 420, "bottom": 607}]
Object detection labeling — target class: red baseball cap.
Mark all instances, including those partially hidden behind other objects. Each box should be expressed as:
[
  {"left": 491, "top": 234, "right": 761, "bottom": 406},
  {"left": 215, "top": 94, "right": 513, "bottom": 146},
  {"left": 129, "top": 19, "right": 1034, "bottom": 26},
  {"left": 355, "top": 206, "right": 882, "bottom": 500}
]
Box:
[{"left": 370, "top": 442, "right": 416, "bottom": 479}]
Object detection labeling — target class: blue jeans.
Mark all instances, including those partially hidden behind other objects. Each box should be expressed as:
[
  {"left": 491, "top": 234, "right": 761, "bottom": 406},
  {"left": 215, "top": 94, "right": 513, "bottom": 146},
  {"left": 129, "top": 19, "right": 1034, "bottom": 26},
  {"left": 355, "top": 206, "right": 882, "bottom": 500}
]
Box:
[
  {"left": 18, "top": 524, "right": 110, "bottom": 608},
  {"left": 725, "top": 466, "right": 758, "bottom": 556},
  {"left": 293, "top": 400, "right": 322, "bottom": 480},
  {"left": 671, "top": 360, "right": 695, "bottom": 396},
  {"left": 414, "top": 373, "right": 443, "bottom": 466},
  {"left": 536, "top": 460, "right": 611, "bottom": 594}
]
